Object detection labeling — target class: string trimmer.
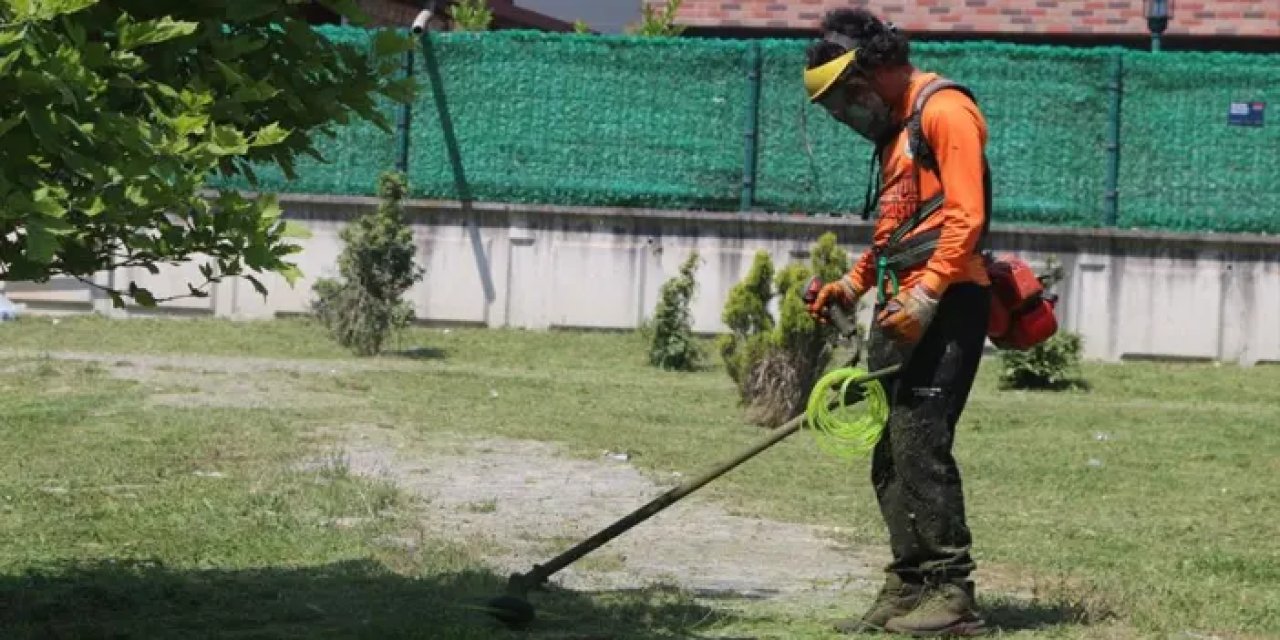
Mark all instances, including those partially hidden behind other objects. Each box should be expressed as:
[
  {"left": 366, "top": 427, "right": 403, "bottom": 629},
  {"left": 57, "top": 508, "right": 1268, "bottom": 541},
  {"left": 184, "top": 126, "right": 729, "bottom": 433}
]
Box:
[{"left": 482, "top": 277, "right": 902, "bottom": 628}]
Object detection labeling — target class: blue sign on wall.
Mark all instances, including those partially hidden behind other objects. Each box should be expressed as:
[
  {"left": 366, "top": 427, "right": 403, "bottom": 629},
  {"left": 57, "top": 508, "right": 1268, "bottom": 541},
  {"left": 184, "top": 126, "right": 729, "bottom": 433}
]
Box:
[{"left": 1228, "top": 101, "right": 1265, "bottom": 127}]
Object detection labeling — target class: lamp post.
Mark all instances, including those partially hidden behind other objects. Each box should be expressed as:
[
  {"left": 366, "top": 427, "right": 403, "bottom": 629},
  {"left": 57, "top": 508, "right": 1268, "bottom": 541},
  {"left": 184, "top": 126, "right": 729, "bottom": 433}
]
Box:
[
  {"left": 1144, "top": 0, "right": 1172, "bottom": 52},
  {"left": 396, "top": 2, "right": 448, "bottom": 174}
]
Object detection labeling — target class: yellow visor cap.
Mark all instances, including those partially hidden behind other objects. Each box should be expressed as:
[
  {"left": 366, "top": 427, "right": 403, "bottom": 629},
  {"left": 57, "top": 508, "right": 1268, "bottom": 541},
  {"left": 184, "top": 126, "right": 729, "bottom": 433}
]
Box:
[{"left": 804, "top": 50, "right": 856, "bottom": 103}]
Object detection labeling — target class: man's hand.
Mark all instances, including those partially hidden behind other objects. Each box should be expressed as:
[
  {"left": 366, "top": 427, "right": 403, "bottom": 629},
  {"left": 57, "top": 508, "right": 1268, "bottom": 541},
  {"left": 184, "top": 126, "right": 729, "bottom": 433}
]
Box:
[
  {"left": 807, "top": 276, "right": 860, "bottom": 323},
  {"left": 875, "top": 284, "right": 939, "bottom": 344}
]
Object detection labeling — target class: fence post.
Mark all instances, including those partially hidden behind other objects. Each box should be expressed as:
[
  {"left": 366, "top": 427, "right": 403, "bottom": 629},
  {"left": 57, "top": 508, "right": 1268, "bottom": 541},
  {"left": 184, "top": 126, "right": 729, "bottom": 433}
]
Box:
[
  {"left": 740, "top": 43, "right": 762, "bottom": 213},
  {"left": 1103, "top": 53, "right": 1123, "bottom": 226},
  {"left": 395, "top": 44, "right": 414, "bottom": 175}
]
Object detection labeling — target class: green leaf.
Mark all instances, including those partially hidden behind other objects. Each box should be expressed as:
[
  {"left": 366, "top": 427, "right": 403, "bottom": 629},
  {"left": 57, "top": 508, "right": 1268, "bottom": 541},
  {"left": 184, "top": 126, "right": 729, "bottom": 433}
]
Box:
[
  {"left": 151, "top": 82, "right": 180, "bottom": 101},
  {"left": 0, "top": 27, "right": 24, "bottom": 48},
  {"left": 244, "top": 273, "right": 268, "bottom": 298},
  {"left": 61, "top": 14, "right": 88, "bottom": 47},
  {"left": 9, "top": 0, "right": 34, "bottom": 20},
  {"left": 42, "top": 0, "right": 97, "bottom": 18},
  {"left": 25, "top": 222, "right": 58, "bottom": 263},
  {"left": 282, "top": 220, "right": 312, "bottom": 240},
  {"left": 173, "top": 113, "right": 210, "bottom": 137},
  {"left": 83, "top": 195, "right": 106, "bottom": 217},
  {"left": 276, "top": 153, "right": 298, "bottom": 182},
  {"left": 232, "top": 79, "right": 280, "bottom": 103},
  {"left": 208, "top": 125, "right": 249, "bottom": 156},
  {"left": 0, "top": 49, "right": 22, "bottom": 75},
  {"left": 10, "top": 0, "right": 96, "bottom": 20},
  {"left": 212, "top": 59, "right": 248, "bottom": 88},
  {"left": 373, "top": 30, "right": 414, "bottom": 57},
  {"left": 383, "top": 77, "right": 417, "bottom": 104},
  {"left": 280, "top": 264, "right": 303, "bottom": 286},
  {"left": 32, "top": 187, "right": 67, "bottom": 218},
  {"left": 211, "top": 34, "right": 268, "bottom": 59},
  {"left": 125, "top": 185, "right": 150, "bottom": 207},
  {"left": 244, "top": 243, "right": 272, "bottom": 269},
  {"left": 111, "top": 49, "right": 143, "bottom": 71},
  {"left": 62, "top": 148, "right": 101, "bottom": 180},
  {"left": 23, "top": 104, "right": 62, "bottom": 150},
  {"left": 81, "top": 41, "right": 109, "bottom": 68},
  {"left": 128, "top": 282, "right": 157, "bottom": 306},
  {"left": 0, "top": 114, "right": 22, "bottom": 139},
  {"left": 250, "top": 123, "right": 290, "bottom": 148},
  {"left": 119, "top": 17, "right": 198, "bottom": 50}
]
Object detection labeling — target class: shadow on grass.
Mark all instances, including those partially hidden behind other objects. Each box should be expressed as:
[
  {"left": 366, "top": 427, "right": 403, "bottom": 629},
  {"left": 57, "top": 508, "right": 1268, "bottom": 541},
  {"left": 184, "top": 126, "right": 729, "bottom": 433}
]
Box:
[
  {"left": 0, "top": 559, "right": 742, "bottom": 640},
  {"left": 996, "top": 378, "right": 1092, "bottom": 393},
  {"left": 386, "top": 346, "right": 449, "bottom": 361},
  {"left": 982, "top": 594, "right": 1112, "bottom": 633}
]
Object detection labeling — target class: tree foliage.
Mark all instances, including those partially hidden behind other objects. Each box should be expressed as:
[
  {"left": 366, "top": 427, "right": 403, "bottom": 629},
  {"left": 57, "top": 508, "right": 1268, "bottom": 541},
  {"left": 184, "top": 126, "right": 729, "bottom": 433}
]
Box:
[
  {"left": 630, "top": 0, "right": 685, "bottom": 37},
  {"left": 312, "top": 172, "right": 424, "bottom": 356},
  {"left": 647, "top": 251, "right": 704, "bottom": 371},
  {"left": 999, "top": 331, "right": 1086, "bottom": 391},
  {"left": 0, "top": 0, "right": 414, "bottom": 306},
  {"left": 450, "top": 0, "right": 493, "bottom": 31},
  {"left": 718, "top": 233, "right": 851, "bottom": 427}
]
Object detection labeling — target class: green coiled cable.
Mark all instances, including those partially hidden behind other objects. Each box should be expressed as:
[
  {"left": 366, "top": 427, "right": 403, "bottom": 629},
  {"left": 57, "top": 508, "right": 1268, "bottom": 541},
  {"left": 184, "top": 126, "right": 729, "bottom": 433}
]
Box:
[{"left": 804, "top": 366, "right": 890, "bottom": 459}]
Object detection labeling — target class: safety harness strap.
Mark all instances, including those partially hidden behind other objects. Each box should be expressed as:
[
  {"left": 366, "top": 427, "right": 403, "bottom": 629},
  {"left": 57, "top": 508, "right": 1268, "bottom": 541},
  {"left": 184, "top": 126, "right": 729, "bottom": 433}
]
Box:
[
  {"left": 876, "top": 78, "right": 992, "bottom": 266},
  {"left": 869, "top": 77, "right": 992, "bottom": 301}
]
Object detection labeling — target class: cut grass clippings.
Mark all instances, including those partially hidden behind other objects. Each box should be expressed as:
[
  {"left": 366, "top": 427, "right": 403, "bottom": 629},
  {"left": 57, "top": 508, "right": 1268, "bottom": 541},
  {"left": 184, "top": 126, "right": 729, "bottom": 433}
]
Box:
[{"left": 1, "top": 315, "right": 1278, "bottom": 639}]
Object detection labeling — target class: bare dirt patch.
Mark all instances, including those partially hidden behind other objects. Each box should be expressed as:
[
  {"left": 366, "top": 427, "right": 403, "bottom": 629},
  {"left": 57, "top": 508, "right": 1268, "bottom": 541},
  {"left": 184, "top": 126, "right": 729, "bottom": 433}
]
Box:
[
  {"left": 335, "top": 431, "right": 888, "bottom": 605},
  {"left": 3, "top": 349, "right": 367, "bottom": 410}
]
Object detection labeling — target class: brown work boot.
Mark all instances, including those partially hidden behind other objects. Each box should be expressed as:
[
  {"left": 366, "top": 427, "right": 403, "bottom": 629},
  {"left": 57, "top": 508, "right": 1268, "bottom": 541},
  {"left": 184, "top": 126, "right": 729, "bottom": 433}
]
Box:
[
  {"left": 883, "top": 580, "right": 986, "bottom": 637},
  {"left": 833, "top": 573, "right": 923, "bottom": 634}
]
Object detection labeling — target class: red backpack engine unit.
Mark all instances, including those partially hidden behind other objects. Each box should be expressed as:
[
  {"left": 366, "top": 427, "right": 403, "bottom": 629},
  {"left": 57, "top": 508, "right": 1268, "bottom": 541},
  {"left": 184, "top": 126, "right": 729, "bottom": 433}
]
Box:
[{"left": 984, "top": 254, "right": 1058, "bottom": 350}]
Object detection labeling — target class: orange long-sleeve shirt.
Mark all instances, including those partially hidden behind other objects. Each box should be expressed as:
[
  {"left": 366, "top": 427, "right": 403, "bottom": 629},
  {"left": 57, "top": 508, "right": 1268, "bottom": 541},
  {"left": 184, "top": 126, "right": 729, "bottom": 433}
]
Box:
[{"left": 847, "top": 72, "right": 991, "bottom": 300}]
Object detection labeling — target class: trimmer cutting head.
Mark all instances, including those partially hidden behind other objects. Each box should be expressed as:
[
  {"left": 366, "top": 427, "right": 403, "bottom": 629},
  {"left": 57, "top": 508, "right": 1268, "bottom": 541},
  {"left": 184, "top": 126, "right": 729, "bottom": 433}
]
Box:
[
  {"left": 485, "top": 594, "right": 535, "bottom": 628},
  {"left": 484, "top": 572, "right": 537, "bottom": 628}
]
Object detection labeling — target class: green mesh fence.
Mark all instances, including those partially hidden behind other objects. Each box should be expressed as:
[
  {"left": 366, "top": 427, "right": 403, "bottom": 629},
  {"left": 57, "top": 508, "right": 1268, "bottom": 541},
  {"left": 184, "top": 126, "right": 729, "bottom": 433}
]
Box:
[
  {"left": 756, "top": 41, "right": 1117, "bottom": 227},
  {"left": 911, "top": 44, "right": 1118, "bottom": 228},
  {"left": 754, "top": 40, "right": 874, "bottom": 215},
  {"left": 210, "top": 27, "right": 1280, "bottom": 235},
  {"left": 1119, "top": 51, "right": 1279, "bottom": 234},
  {"left": 209, "top": 26, "right": 401, "bottom": 197},
  {"left": 410, "top": 31, "right": 747, "bottom": 209}
]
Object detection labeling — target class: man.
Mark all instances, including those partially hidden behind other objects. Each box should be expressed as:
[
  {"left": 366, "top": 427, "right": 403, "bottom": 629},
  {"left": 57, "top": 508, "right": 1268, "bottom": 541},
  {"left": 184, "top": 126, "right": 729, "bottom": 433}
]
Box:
[{"left": 803, "top": 8, "right": 993, "bottom": 637}]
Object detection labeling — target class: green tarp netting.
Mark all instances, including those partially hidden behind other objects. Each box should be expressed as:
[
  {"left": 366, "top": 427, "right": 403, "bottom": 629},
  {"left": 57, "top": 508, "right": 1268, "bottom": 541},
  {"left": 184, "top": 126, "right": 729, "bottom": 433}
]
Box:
[{"left": 209, "top": 28, "right": 1280, "bottom": 234}]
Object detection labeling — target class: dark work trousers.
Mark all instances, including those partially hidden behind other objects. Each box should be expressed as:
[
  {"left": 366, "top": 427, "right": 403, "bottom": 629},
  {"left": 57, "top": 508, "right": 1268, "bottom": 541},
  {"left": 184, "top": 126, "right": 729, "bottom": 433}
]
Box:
[{"left": 865, "top": 282, "right": 991, "bottom": 584}]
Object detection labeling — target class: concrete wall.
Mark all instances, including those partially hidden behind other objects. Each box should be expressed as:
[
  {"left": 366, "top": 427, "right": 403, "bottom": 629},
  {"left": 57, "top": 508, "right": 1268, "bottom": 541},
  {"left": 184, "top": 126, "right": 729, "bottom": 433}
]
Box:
[{"left": 5, "top": 194, "right": 1279, "bottom": 366}]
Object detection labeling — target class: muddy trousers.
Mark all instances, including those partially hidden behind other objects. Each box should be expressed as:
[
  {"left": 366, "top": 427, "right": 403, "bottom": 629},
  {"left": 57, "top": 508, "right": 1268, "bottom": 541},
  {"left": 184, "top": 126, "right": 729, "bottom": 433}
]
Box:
[{"left": 867, "top": 282, "right": 990, "bottom": 583}]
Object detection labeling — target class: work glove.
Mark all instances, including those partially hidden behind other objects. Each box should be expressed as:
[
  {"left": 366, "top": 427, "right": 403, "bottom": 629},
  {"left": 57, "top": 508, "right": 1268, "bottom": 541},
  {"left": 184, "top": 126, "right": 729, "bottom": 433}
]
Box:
[
  {"left": 807, "top": 276, "right": 861, "bottom": 323},
  {"left": 875, "top": 283, "right": 939, "bottom": 345}
]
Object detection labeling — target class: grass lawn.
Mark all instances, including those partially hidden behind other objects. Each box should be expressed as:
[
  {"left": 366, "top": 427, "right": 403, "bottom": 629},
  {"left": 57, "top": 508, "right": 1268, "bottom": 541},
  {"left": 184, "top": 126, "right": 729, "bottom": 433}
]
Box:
[{"left": 2, "top": 314, "right": 1278, "bottom": 639}]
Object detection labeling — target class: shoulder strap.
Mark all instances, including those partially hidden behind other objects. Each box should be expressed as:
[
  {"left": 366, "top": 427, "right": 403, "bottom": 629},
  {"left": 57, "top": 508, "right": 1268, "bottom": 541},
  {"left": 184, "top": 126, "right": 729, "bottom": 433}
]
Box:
[
  {"left": 881, "top": 77, "right": 992, "bottom": 255},
  {"left": 908, "top": 78, "right": 977, "bottom": 177}
]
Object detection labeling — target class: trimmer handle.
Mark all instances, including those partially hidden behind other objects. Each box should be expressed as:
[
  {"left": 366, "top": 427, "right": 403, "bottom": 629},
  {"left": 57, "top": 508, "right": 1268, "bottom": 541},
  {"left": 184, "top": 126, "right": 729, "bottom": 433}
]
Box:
[{"left": 803, "top": 276, "right": 859, "bottom": 341}]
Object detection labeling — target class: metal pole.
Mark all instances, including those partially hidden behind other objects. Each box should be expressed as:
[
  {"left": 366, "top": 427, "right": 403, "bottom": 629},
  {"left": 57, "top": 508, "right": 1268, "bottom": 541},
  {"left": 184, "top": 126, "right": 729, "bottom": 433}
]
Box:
[
  {"left": 1151, "top": 32, "right": 1162, "bottom": 53},
  {"left": 395, "top": 44, "right": 414, "bottom": 175},
  {"left": 740, "top": 43, "right": 762, "bottom": 212},
  {"left": 1103, "top": 53, "right": 1123, "bottom": 227}
]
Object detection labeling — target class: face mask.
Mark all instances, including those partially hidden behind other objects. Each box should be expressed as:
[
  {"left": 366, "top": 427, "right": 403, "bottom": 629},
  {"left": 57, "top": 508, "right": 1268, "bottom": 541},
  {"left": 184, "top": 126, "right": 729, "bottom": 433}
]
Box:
[{"left": 820, "top": 80, "right": 897, "bottom": 145}]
